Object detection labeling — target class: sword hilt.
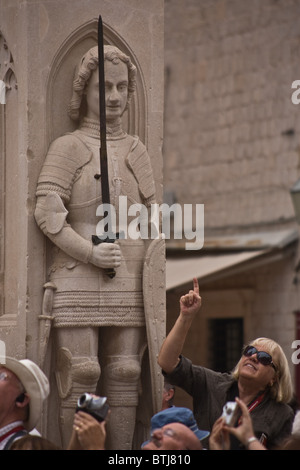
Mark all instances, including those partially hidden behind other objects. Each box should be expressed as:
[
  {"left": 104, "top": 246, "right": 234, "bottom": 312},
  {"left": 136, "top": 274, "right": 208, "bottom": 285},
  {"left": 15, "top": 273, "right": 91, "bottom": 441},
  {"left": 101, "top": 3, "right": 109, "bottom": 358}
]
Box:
[{"left": 104, "top": 267, "right": 116, "bottom": 279}]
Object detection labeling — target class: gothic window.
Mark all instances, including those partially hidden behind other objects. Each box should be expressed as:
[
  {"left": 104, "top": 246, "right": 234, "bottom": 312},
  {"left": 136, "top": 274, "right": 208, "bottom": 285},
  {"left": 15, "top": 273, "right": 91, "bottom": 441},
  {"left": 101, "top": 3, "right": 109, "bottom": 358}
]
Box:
[{"left": 0, "top": 31, "right": 18, "bottom": 316}]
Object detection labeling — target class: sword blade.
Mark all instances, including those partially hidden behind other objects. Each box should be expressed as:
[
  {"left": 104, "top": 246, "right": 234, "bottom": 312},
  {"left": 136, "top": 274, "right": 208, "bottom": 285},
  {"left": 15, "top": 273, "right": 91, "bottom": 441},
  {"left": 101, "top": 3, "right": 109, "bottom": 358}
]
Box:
[
  {"left": 93, "top": 16, "right": 117, "bottom": 278},
  {"left": 98, "top": 15, "right": 110, "bottom": 208}
]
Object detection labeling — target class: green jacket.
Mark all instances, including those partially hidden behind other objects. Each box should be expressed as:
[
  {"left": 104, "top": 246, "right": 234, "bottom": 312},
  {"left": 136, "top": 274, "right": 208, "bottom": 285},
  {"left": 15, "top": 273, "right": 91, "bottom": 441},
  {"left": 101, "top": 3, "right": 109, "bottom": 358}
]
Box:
[{"left": 163, "top": 355, "right": 294, "bottom": 449}]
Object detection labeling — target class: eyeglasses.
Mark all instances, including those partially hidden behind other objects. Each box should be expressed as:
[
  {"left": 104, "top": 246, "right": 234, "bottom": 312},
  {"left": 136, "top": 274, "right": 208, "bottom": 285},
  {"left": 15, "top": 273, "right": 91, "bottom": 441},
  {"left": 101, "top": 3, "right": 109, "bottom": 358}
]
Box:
[
  {"left": 242, "top": 345, "right": 277, "bottom": 370},
  {"left": 0, "top": 370, "right": 26, "bottom": 394},
  {"left": 0, "top": 371, "right": 9, "bottom": 382},
  {"left": 151, "top": 428, "right": 177, "bottom": 439},
  {"left": 148, "top": 427, "right": 194, "bottom": 451}
]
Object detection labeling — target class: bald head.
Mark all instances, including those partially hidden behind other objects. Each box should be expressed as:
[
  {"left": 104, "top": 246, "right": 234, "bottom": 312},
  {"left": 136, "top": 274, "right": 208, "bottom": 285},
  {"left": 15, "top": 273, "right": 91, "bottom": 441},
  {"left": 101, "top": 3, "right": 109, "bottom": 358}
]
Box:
[{"left": 142, "top": 422, "right": 202, "bottom": 450}]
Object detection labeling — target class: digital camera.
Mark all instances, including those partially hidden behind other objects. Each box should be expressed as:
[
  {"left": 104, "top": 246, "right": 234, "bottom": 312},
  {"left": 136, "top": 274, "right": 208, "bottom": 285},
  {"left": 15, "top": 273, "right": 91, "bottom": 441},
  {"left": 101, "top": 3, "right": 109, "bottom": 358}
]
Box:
[
  {"left": 222, "top": 401, "right": 239, "bottom": 426},
  {"left": 76, "top": 393, "right": 109, "bottom": 422}
]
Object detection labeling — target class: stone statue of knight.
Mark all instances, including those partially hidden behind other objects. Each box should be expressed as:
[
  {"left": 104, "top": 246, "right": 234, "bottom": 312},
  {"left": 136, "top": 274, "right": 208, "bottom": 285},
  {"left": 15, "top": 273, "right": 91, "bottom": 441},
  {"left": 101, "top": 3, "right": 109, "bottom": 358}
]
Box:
[{"left": 34, "top": 45, "right": 165, "bottom": 449}]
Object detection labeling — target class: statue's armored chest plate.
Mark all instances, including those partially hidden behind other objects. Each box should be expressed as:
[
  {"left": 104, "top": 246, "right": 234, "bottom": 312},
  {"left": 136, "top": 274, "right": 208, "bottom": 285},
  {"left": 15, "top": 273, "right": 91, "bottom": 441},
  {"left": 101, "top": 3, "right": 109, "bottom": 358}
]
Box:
[{"left": 68, "top": 133, "right": 142, "bottom": 210}]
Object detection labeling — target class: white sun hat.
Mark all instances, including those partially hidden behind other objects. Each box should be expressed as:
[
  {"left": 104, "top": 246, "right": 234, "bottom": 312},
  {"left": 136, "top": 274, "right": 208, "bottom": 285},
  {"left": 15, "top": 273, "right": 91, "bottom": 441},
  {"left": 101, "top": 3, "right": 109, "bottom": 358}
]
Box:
[{"left": 0, "top": 357, "right": 50, "bottom": 431}]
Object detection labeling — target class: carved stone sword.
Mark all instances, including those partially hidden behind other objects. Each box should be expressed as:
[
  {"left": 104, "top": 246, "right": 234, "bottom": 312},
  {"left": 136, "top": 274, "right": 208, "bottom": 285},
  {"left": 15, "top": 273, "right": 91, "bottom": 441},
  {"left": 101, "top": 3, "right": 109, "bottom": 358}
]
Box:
[{"left": 92, "top": 15, "right": 120, "bottom": 279}]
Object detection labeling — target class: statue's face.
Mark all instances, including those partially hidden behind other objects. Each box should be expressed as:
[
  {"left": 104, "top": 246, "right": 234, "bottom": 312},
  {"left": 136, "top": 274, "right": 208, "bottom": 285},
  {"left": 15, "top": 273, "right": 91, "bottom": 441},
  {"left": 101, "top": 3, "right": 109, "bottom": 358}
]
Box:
[{"left": 85, "top": 60, "right": 129, "bottom": 123}]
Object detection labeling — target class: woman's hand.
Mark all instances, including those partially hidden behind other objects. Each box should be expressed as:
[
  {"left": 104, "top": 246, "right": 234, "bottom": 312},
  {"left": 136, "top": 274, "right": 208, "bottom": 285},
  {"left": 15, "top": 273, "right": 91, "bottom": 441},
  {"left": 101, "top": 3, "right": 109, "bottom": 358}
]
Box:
[
  {"left": 158, "top": 278, "right": 202, "bottom": 373},
  {"left": 209, "top": 416, "right": 230, "bottom": 450},
  {"left": 225, "top": 398, "right": 266, "bottom": 450},
  {"left": 179, "top": 277, "right": 202, "bottom": 319}
]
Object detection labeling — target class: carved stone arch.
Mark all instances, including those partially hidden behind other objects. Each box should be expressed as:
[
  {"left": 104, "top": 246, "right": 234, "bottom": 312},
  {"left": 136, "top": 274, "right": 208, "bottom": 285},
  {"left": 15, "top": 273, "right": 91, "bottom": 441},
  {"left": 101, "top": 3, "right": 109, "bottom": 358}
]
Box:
[
  {"left": 0, "top": 30, "right": 18, "bottom": 92},
  {"left": 46, "top": 18, "right": 147, "bottom": 146},
  {"left": 0, "top": 31, "right": 19, "bottom": 320}
]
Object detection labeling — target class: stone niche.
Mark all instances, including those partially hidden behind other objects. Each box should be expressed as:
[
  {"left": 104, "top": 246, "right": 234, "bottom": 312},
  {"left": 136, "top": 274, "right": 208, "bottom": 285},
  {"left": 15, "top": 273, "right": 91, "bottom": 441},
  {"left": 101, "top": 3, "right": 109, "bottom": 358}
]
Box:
[{"left": 0, "top": 0, "right": 164, "bottom": 448}]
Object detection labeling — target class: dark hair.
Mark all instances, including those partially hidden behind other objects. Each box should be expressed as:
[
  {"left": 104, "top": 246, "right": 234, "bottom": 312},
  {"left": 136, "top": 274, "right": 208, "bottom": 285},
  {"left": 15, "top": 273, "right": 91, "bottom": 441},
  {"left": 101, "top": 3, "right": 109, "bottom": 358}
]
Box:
[
  {"left": 164, "top": 380, "right": 176, "bottom": 406},
  {"left": 10, "top": 435, "right": 61, "bottom": 450}
]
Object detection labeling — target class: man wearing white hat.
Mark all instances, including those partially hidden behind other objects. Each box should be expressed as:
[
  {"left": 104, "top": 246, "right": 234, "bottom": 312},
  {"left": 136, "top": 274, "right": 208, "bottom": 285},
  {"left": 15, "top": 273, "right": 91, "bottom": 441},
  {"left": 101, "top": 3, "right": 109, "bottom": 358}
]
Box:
[{"left": 0, "top": 357, "right": 49, "bottom": 450}]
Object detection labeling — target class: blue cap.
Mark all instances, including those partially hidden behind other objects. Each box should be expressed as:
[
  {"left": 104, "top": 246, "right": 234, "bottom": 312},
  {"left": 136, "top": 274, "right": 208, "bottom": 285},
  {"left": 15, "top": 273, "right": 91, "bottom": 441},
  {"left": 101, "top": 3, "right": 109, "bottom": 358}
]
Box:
[{"left": 142, "top": 407, "right": 210, "bottom": 446}]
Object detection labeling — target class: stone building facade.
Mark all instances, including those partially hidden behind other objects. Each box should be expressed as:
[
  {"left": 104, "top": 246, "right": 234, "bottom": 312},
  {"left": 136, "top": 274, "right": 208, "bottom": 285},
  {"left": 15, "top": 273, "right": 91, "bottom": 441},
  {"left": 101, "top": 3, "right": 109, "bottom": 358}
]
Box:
[
  {"left": 163, "top": 0, "right": 300, "bottom": 407},
  {"left": 2, "top": 0, "right": 300, "bottom": 438}
]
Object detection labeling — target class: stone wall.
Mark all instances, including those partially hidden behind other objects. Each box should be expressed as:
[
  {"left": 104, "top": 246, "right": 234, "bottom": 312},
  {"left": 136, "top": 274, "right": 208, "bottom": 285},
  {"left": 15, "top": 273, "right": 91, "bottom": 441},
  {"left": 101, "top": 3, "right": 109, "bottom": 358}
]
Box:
[{"left": 164, "top": 0, "right": 300, "bottom": 234}]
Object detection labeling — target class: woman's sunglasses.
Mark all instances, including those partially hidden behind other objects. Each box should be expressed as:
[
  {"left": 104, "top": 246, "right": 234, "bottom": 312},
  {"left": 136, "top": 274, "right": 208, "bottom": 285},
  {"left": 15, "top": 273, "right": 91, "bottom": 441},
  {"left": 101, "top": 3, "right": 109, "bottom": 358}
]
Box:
[{"left": 242, "top": 345, "right": 277, "bottom": 371}]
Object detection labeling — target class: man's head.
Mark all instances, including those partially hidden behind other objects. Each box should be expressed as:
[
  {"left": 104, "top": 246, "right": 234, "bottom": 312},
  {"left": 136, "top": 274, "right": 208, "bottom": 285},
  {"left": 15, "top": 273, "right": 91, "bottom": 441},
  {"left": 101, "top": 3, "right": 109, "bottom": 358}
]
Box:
[
  {"left": 0, "top": 357, "right": 49, "bottom": 431},
  {"left": 142, "top": 407, "right": 209, "bottom": 450},
  {"left": 161, "top": 381, "right": 175, "bottom": 409},
  {"left": 142, "top": 422, "right": 203, "bottom": 450}
]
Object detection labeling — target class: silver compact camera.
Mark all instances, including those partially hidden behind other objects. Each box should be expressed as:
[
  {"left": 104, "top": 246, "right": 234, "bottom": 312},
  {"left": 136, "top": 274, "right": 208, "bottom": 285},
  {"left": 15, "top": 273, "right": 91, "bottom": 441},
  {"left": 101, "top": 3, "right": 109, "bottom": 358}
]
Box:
[
  {"left": 222, "top": 401, "right": 239, "bottom": 426},
  {"left": 76, "top": 393, "right": 109, "bottom": 422}
]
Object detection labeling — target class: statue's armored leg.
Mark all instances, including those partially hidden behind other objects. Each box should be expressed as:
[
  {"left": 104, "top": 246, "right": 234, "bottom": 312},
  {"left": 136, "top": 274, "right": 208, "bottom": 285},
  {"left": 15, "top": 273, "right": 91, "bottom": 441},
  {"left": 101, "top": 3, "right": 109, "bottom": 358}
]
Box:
[
  {"left": 55, "top": 328, "right": 100, "bottom": 448},
  {"left": 99, "top": 326, "right": 146, "bottom": 450},
  {"left": 102, "top": 354, "right": 141, "bottom": 449}
]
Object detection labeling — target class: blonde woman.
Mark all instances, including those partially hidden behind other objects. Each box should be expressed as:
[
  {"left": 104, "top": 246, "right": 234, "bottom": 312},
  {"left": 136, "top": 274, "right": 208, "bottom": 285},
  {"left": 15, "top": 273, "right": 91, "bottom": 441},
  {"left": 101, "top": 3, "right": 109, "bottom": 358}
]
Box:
[{"left": 158, "top": 278, "right": 294, "bottom": 450}]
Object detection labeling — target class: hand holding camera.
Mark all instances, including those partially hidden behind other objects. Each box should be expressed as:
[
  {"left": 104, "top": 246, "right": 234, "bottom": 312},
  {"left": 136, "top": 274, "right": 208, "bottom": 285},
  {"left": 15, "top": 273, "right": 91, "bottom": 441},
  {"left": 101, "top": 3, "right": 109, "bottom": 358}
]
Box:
[
  {"left": 210, "top": 398, "right": 262, "bottom": 450},
  {"left": 68, "top": 393, "right": 110, "bottom": 450},
  {"left": 76, "top": 393, "right": 110, "bottom": 422},
  {"left": 221, "top": 398, "right": 265, "bottom": 449}
]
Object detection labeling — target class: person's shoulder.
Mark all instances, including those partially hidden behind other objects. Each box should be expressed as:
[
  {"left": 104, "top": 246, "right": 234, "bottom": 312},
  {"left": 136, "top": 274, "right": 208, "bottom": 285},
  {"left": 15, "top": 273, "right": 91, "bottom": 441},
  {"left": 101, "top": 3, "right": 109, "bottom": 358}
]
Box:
[
  {"left": 198, "top": 365, "right": 234, "bottom": 386},
  {"left": 281, "top": 401, "right": 296, "bottom": 419},
  {"left": 265, "top": 397, "right": 295, "bottom": 422}
]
